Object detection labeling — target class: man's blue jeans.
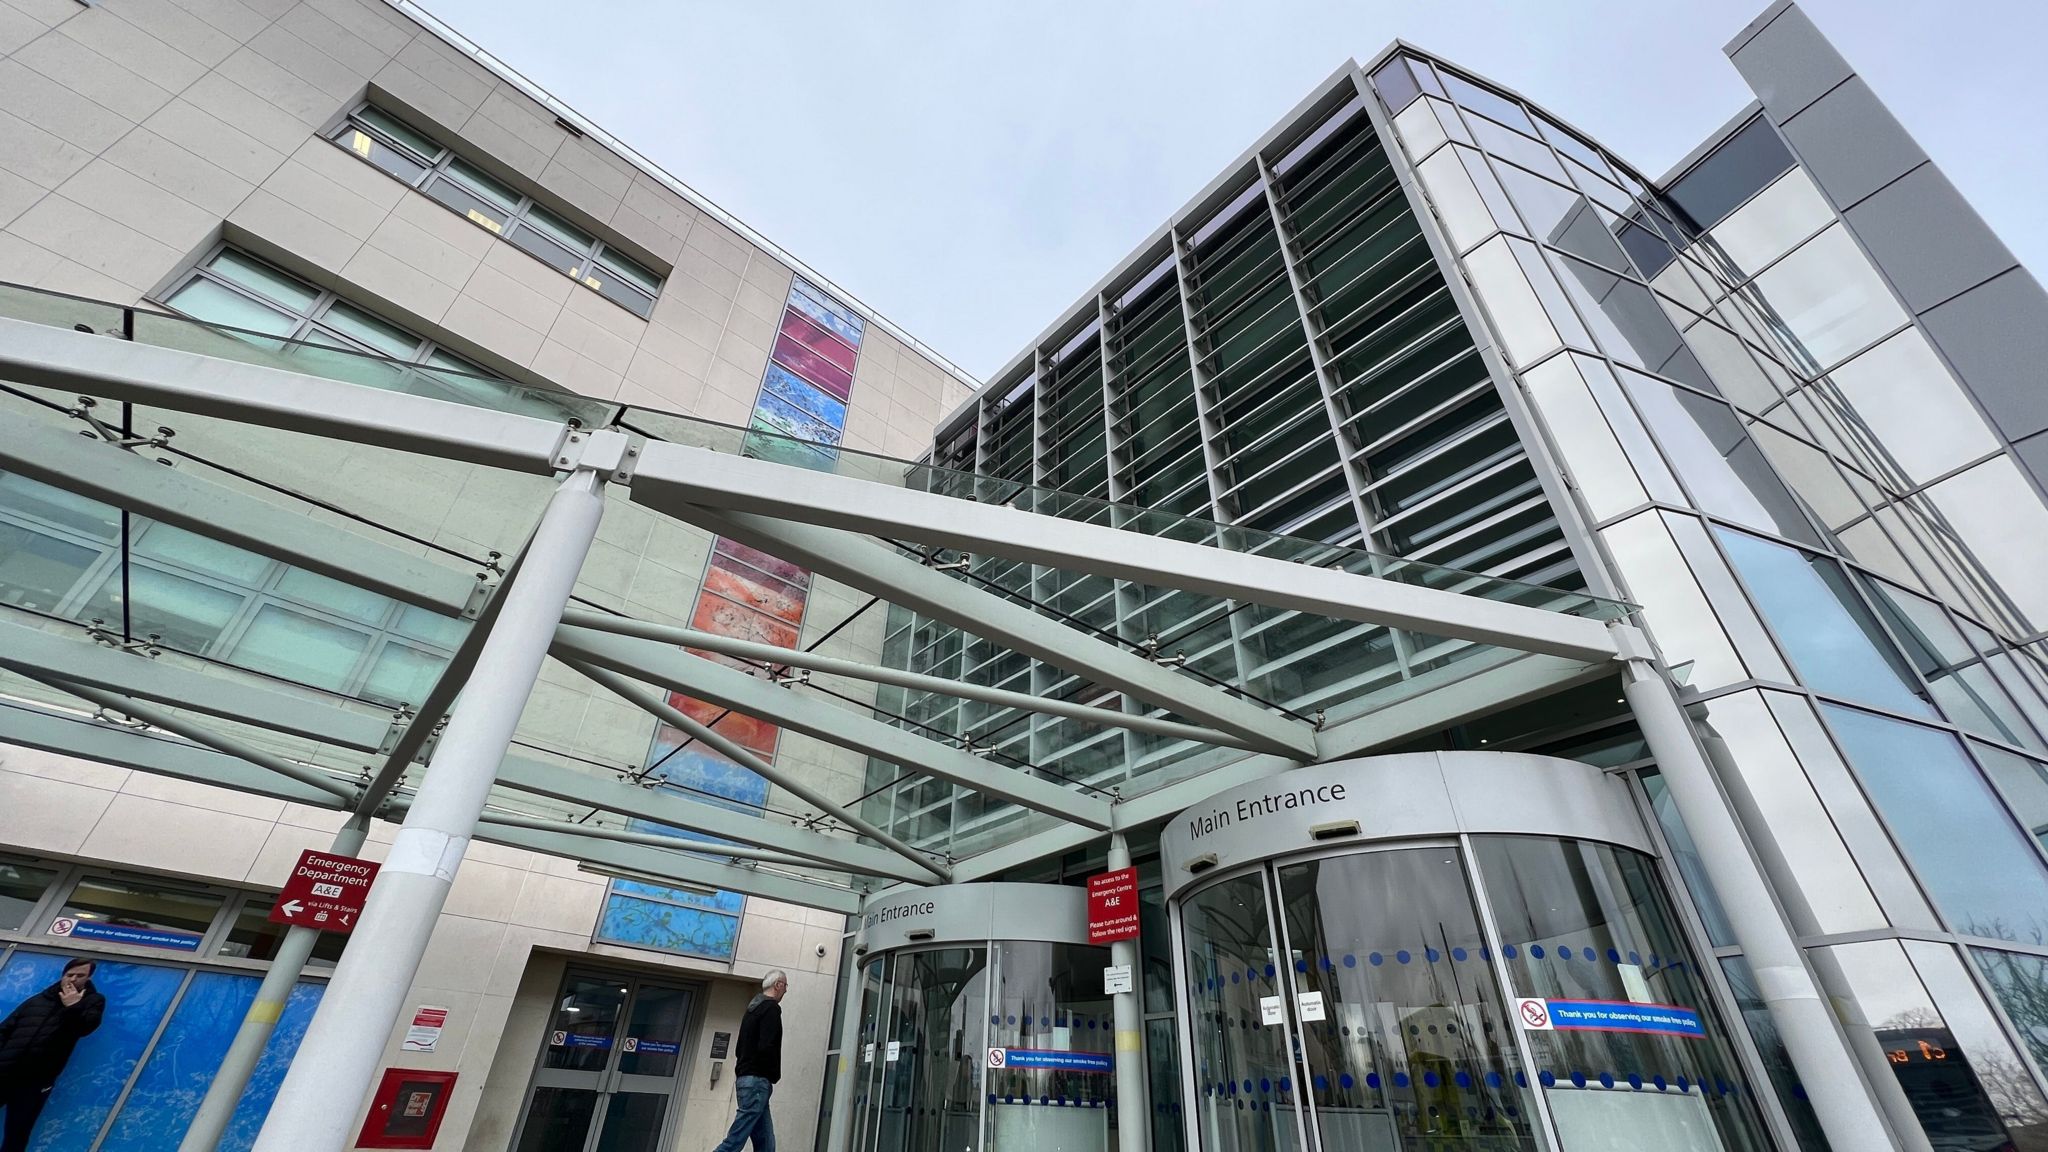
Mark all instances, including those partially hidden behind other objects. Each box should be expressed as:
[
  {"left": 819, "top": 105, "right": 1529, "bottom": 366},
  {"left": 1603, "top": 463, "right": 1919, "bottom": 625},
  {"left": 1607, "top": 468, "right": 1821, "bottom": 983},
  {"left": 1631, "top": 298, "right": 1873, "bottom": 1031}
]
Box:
[{"left": 711, "top": 1075, "right": 775, "bottom": 1152}]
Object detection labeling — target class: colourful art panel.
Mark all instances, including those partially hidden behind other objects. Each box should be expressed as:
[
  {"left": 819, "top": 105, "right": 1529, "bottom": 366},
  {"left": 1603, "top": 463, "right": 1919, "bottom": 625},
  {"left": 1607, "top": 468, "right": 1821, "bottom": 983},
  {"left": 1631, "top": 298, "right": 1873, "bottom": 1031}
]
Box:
[
  {"left": 608, "top": 278, "right": 867, "bottom": 961},
  {"left": 708, "top": 552, "right": 808, "bottom": 623},
  {"left": 789, "top": 278, "right": 866, "bottom": 346},
  {"left": 755, "top": 389, "right": 845, "bottom": 450},
  {"left": 779, "top": 310, "right": 859, "bottom": 375},
  {"left": 771, "top": 334, "right": 855, "bottom": 399},
  {"left": 717, "top": 537, "right": 811, "bottom": 586},
  {"left": 764, "top": 363, "right": 849, "bottom": 428}
]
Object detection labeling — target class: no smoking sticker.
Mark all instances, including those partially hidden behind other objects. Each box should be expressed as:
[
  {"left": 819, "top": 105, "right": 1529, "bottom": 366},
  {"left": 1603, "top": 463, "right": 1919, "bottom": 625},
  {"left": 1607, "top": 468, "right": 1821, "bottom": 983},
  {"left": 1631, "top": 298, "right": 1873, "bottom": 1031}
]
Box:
[
  {"left": 1516, "top": 998, "right": 1553, "bottom": 1030},
  {"left": 987, "top": 1048, "right": 1006, "bottom": 1068}
]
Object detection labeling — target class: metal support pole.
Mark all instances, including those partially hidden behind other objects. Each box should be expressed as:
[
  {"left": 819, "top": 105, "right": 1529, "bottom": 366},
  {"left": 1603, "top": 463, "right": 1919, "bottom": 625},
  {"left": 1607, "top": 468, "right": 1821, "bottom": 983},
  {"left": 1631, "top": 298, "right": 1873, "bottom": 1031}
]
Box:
[
  {"left": 251, "top": 468, "right": 606, "bottom": 1152},
  {"left": 178, "top": 816, "right": 371, "bottom": 1152},
  {"left": 1620, "top": 656, "right": 1903, "bottom": 1151},
  {"left": 1107, "top": 831, "right": 1150, "bottom": 1152}
]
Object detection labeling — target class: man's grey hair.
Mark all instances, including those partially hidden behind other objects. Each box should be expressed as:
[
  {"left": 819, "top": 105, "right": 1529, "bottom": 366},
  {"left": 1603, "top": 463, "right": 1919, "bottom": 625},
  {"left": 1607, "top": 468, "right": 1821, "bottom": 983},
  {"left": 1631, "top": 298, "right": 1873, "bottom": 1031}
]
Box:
[{"left": 761, "top": 970, "right": 788, "bottom": 990}]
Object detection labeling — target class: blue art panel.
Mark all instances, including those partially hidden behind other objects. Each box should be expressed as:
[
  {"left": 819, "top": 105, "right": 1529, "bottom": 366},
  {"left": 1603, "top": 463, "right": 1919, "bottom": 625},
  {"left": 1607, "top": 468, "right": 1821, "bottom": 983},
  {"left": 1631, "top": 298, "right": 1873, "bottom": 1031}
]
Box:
[
  {"left": 0, "top": 952, "right": 187, "bottom": 1152},
  {"left": 596, "top": 891, "right": 741, "bottom": 960},
  {"left": 789, "top": 279, "right": 864, "bottom": 346},
  {"left": 98, "top": 971, "right": 260, "bottom": 1151},
  {"left": 755, "top": 392, "right": 845, "bottom": 449},
  {"left": 763, "top": 364, "right": 849, "bottom": 429},
  {"left": 743, "top": 422, "right": 838, "bottom": 471},
  {"left": 643, "top": 747, "right": 772, "bottom": 815},
  {"left": 221, "top": 981, "right": 324, "bottom": 1152}
]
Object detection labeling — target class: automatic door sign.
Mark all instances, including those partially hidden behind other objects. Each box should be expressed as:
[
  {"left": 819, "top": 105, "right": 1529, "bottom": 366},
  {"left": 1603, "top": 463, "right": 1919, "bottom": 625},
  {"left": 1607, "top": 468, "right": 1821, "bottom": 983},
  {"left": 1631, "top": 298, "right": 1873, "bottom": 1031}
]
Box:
[
  {"left": 1515, "top": 997, "right": 1704, "bottom": 1038},
  {"left": 1259, "top": 996, "right": 1284, "bottom": 1026}
]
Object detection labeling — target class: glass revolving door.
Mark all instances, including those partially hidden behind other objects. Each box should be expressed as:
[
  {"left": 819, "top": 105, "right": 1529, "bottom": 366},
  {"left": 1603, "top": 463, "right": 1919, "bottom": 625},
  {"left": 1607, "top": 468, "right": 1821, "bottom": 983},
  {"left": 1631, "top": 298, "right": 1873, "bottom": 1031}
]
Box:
[
  {"left": 1173, "top": 840, "right": 1770, "bottom": 1152},
  {"left": 848, "top": 946, "right": 989, "bottom": 1152}
]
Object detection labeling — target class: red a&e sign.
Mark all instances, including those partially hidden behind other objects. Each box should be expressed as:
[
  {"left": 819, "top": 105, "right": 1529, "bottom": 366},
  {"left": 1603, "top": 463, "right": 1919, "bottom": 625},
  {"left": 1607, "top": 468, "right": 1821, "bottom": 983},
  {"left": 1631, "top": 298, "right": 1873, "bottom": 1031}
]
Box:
[
  {"left": 1087, "top": 867, "right": 1140, "bottom": 944},
  {"left": 268, "top": 848, "right": 380, "bottom": 934}
]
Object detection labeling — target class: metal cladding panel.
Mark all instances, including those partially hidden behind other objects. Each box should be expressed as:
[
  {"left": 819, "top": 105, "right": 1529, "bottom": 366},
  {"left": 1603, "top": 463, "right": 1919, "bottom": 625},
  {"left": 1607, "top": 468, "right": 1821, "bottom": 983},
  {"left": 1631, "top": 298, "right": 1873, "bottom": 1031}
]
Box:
[
  {"left": 1923, "top": 268, "right": 2048, "bottom": 443},
  {"left": 1159, "top": 752, "right": 1651, "bottom": 897},
  {"left": 1844, "top": 164, "right": 2018, "bottom": 315},
  {"left": 855, "top": 882, "right": 1089, "bottom": 955},
  {"left": 1780, "top": 78, "right": 1926, "bottom": 209},
  {"left": 1726, "top": 3, "right": 1853, "bottom": 121}
]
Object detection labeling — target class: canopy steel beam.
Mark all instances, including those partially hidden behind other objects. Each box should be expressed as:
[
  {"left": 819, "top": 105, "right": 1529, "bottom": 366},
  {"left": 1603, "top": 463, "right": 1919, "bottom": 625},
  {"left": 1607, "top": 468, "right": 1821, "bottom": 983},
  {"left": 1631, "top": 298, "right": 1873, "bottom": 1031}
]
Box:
[
  {"left": 659, "top": 506, "right": 1318, "bottom": 760},
  {"left": 494, "top": 753, "right": 942, "bottom": 885},
  {"left": 0, "top": 700, "right": 352, "bottom": 809},
  {"left": 554, "top": 628, "right": 1112, "bottom": 831},
  {"left": 556, "top": 608, "right": 1262, "bottom": 753},
  {"left": 630, "top": 440, "right": 1618, "bottom": 662},
  {"left": 0, "top": 316, "right": 570, "bottom": 473},
  {"left": 457, "top": 819, "right": 863, "bottom": 914},
  {"left": 475, "top": 810, "right": 842, "bottom": 873},
  {"left": 0, "top": 421, "right": 476, "bottom": 614},
  {"left": 554, "top": 656, "right": 953, "bottom": 879},
  {"left": 0, "top": 618, "right": 391, "bottom": 751},
  {"left": 22, "top": 673, "right": 358, "bottom": 802}
]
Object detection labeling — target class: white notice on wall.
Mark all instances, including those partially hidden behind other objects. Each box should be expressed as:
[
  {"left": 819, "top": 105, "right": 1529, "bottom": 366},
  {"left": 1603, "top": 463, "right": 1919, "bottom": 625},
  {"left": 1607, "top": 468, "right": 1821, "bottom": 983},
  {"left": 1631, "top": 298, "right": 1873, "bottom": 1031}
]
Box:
[
  {"left": 1259, "top": 995, "right": 1284, "bottom": 1026},
  {"left": 1296, "top": 992, "right": 1327, "bottom": 1022},
  {"left": 1103, "top": 964, "right": 1134, "bottom": 995},
  {"left": 862, "top": 1043, "right": 875, "bottom": 1064},
  {"left": 401, "top": 1006, "right": 448, "bottom": 1053},
  {"left": 886, "top": 1040, "right": 902, "bottom": 1063}
]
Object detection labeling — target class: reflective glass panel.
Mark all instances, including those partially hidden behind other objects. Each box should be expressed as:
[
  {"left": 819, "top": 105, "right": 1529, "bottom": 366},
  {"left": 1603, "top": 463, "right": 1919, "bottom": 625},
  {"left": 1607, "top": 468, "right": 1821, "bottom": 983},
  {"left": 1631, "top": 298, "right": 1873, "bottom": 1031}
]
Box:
[
  {"left": 1822, "top": 704, "right": 2048, "bottom": 942},
  {"left": 58, "top": 875, "right": 221, "bottom": 951},
  {"left": 1463, "top": 238, "right": 1558, "bottom": 366},
  {"left": 1718, "top": 957, "right": 1829, "bottom": 1152},
  {"left": 0, "top": 953, "right": 188, "bottom": 1151},
  {"left": 1708, "top": 169, "right": 1833, "bottom": 277},
  {"left": 207, "top": 249, "right": 320, "bottom": 312},
  {"left": 1417, "top": 148, "right": 1498, "bottom": 252},
  {"left": 1970, "top": 946, "right": 2048, "bottom": 1079},
  {"left": 987, "top": 941, "right": 1113, "bottom": 1149},
  {"left": 1662, "top": 117, "right": 1794, "bottom": 233},
  {"left": 1522, "top": 354, "right": 1645, "bottom": 520},
  {"left": 1276, "top": 847, "right": 1541, "bottom": 1150},
  {"left": 0, "top": 860, "right": 58, "bottom": 931},
  {"left": 166, "top": 279, "right": 300, "bottom": 339},
  {"left": 1466, "top": 114, "right": 1568, "bottom": 182},
  {"left": 1181, "top": 872, "right": 1302, "bottom": 1152},
  {"left": 1827, "top": 328, "right": 1999, "bottom": 484},
  {"left": 878, "top": 948, "right": 985, "bottom": 1152},
  {"left": 1438, "top": 70, "right": 1536, "bottom": 134},
  {"left": 1750, "top": 225, "right": 1908, "bottom": 371},
  {"left": 1618, "top": 369, "right": 1820, "bottom": 545},
  {"left": 1715, "top": 528, "right": 1933, "bottom": 716},
  {"left": 1545, "top": 253, "right": 1687, "bottom": 374},
  {"left": 1471, "top": 837, "right": 1771, "bottom": 1151}
]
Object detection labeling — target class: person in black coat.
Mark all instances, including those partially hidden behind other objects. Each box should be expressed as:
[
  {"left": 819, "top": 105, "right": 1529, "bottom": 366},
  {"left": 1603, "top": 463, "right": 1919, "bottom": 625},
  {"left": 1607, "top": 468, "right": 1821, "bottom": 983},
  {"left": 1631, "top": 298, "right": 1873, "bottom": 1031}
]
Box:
[{"left": 0, "top": 958, "right": 105, "bottom": 1152}]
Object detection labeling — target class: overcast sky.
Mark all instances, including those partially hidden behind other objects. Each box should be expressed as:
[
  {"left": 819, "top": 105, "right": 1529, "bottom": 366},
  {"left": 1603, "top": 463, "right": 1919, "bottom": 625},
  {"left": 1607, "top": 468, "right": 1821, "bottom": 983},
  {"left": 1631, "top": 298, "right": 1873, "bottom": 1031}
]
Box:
[{"left": 421, "top": 0, "right": 2047, "bottom": 381}]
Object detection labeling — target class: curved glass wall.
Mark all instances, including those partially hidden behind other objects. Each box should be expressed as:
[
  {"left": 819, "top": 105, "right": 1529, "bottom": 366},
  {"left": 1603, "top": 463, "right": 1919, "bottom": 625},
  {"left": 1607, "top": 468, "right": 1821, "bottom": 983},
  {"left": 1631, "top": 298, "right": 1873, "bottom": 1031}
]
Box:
[
  {"left": 845, "top": 941, "right": 1115, "bottom": 1152},
  {"left": 1172, "top": 837, "right": 1766, "bottom": 1152}
]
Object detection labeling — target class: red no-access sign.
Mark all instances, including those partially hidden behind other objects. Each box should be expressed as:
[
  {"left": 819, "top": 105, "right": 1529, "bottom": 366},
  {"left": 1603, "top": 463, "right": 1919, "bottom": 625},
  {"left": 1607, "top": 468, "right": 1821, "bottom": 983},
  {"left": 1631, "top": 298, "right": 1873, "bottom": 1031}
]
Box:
[
  {"left": 269, "top": 849, "right": 380, "bottom": 934},
  {"left": 1087, "top": 867, "right": 1140, "bottom": 944}
]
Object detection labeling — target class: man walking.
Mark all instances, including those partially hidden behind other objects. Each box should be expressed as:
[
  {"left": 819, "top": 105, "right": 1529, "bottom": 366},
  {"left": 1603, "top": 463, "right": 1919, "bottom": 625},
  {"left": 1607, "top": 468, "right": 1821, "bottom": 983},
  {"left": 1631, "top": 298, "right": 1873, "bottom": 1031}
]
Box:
[{"left": 712, "top": 970, "right": 787, "bottom": 1152}]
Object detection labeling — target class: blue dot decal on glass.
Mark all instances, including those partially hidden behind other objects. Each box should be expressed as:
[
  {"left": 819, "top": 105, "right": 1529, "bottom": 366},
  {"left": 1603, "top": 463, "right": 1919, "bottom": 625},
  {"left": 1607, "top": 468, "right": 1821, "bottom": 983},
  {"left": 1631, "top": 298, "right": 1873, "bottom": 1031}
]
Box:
[
  {"left": 1608, "top": 948, "right": 1623, "bottom": 964},
  {"left": 988, "top": 1094, "right": 997, "bottom": 1104},
  {"left": 1452, "top": 947, "right": 1468, "bottom": 962},
  {"left": 1246, "top": 967, "right": 1257, "bottom": 982},
  {"left": 1264, "top": 963, "right": 1275, "bottom": 979},
  {"left": 1562, "top": 946, "right": 1577, "bottom": 960},
  {"left": 1369, "top": 952, "right": 1384, "bottom": 966},
  {"left": 1295, "top": 959, "right": 1308, "bottom": 973},
  {"left": 1455, "top": 1071, "right": 1471, "bottom": 1088},
  {"left": 1393, "top": 1073, "right": 1410, "bottom": 1088},
  {"left": 1314, "top": 1075, "right": 1329, "bottom": 1092},
  {"left": 1087, "top": 1019, "right": 1098, "bottom": 1030},
  {"left": 990, "top": 1014, "right": 1000, "bottom": 1025},
  {"left": 1599, "top": 1073, "right": 1614, "bottom": 1089},
  {"left": 1007, "top": 1015, "right": 1017, "bottom": 1025},
  {"left": 1321, "top": 956, "right": 1334, "bottom": 971},
  {"left": 1230, "top": 972, "right": 1240, "bottom": 985},
  {"left": 1040, "top": 1017, "right": 1050, "bottom": 1028},
  {"left": 1654, "top": 1075, "right": 1667, "bottom": 1091},
  {"left": 1677, "top": 1076, "right": 1690, "bottom": 1093},
  {"left": 1570, "top": 1071, "right": 1587, "bottom": 1088},
  {"left": 1628, "top": 1074, "right": 1643, "bottom": 1090},
  {"left": 1530, "top": 944, "right": 1545, "bottom": 958},
  {"left": 1486, "top": 1071, "right": 1502, "bottom": 1088},
  {"left": 1537, "top": 1071, "right": 1555, "bottom": 1088},
  {"left": 1279, "top": 1077, "right": 1290, "bottom": 1093},
  {"left": 1396, "top": 950, "right": 1411, "bottom": 964},
  {"left": 1259, "top": 1079, "right": 1270, "bottom": 1093},
  {"left": 1338, "top": 1073, "right": 1355, "bottom": 1090},
  {"left": 1423, "top": 1071, "right": 1440, "bottom": 1088},
  {"left": 1502, "top": 945, "right": 1518, "bottom": 959},
  {"left": 1426, "top": 947, "right": 1441, "bottom": 962},
  {"left": 1630, "top": 951, "right": 1642, "bottom": 965},
  {"left": 1343, "top": 954, "right": 1356, "bottom": 968},
  {"left": 1366, "top": 1072, "right": 1380, "bottom": 1089}
]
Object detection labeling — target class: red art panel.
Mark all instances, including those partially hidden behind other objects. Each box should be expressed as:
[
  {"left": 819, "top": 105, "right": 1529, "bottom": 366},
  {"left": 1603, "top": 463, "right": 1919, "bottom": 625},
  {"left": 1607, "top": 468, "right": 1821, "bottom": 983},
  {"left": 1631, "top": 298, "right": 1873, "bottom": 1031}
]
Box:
[
  {"left": 779, "top": 310, "right": 858, "bottom": 375},
  {"left": 714, "top": 538, "right": 809, "bottom": 587},
  {"left": 706, "top": 555, "right": 806, "bottom": 625},
  {"left": 772, "top": 336, "right": 855, "bottom": 400},
  {"left": 690, "top": 591, "right": 800, "bottom": 649},
  {"left": 660, "top": 699, "right": 782, "bottom": 757}
]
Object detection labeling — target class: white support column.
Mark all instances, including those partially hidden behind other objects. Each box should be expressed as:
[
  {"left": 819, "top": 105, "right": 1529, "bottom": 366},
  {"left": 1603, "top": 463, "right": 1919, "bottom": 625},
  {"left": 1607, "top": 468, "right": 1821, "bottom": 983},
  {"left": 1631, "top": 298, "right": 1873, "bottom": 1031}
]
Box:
[
  {"left": 1107, "top": 832, "right": 1150, "bottom": 1152},
  {"left": 250, "top": 466, "right": 607, "bottom": 1152},
  {"left": 179, "top": 817, "right": 370, "bottom": 1152},
  {"left": 1620, "top": 654, "right": 1905, "bottom": 1152}
]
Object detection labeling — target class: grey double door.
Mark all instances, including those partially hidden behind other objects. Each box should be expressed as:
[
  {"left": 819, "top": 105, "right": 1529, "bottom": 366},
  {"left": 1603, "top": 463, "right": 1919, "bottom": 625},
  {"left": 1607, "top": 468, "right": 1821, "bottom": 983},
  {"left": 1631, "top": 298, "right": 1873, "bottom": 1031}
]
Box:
[{"left": 515, "top": 972, "right": 697, "bottom": 1152}]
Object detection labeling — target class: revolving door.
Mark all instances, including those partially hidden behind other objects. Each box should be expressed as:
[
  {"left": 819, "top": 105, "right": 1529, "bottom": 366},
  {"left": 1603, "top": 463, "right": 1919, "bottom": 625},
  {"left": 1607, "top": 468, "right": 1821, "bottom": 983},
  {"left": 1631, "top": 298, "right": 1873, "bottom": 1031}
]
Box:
[
  {"left": 1163, "top": 754, "right": 1772, "bottom": 1152},
  {"left": 840, "top": 883, "right": 1119, "bottom": 1152}
]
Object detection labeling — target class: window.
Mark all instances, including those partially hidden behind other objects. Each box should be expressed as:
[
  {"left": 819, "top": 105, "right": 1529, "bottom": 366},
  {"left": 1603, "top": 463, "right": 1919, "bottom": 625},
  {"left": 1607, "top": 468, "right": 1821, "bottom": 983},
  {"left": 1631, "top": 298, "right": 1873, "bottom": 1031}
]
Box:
[
  {"left": 165, "top": 247, "right": 584, "bottom": 422},
  {"left": 1661, "top": 117, "right": 1795, "bottom": 235},
  {"left": 0, "top": 859, "right": 60, "bottom": 932},
  {"left": 55, "top": 875, "right": 225, "bottom": 953},
  {"left": 329, "top": 104, "right": 664, "bottom": 318}
]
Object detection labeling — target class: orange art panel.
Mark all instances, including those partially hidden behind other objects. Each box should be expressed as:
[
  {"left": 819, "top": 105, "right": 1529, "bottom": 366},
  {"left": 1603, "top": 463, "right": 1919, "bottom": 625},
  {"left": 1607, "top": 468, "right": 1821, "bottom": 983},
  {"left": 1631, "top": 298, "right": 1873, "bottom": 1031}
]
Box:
[
  {"left": 691, "top": 592, "right": 800, "bottom": 648},
  {"left": 705, "top": 561, "right": 806, "bottom": 625}
]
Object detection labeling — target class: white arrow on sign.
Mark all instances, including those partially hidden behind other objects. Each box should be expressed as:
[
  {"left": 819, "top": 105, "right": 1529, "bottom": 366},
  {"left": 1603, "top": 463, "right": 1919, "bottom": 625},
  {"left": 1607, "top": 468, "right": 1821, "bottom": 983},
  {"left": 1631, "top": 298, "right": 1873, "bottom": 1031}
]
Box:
[{"left": 279, "top": 899, "right": 303, "bottom": 917}]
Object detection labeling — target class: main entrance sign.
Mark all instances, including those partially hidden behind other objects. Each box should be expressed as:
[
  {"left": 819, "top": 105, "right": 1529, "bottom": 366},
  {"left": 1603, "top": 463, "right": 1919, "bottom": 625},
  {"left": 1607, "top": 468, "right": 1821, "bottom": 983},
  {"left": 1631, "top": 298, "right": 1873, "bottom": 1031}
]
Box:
[{"left": 269, "top": 849, "right": 379, "bottom": 933}]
